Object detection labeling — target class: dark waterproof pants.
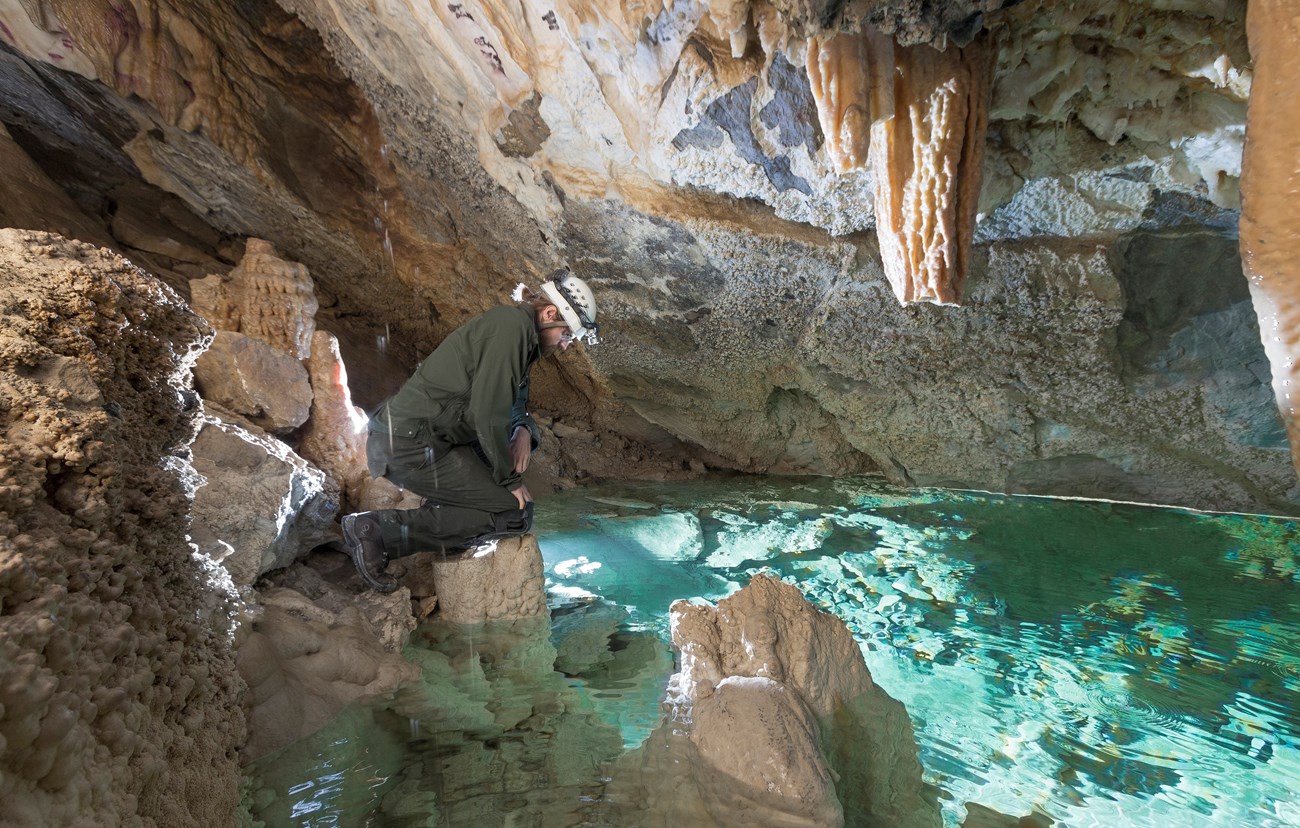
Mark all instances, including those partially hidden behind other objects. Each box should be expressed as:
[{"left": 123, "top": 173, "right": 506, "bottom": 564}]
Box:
[{"left": 366, "top": 429, "right": 527, "bottom": 557}]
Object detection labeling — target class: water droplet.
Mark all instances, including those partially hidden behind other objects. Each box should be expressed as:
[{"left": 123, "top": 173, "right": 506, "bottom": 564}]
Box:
[{"left": 377, "top": 333, "right": 388, "bottom": 354}]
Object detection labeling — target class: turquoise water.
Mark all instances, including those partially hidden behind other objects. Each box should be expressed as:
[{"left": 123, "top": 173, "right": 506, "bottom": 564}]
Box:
[{"left": 246, "top": 476, "right": 1300, "bottom": 827}]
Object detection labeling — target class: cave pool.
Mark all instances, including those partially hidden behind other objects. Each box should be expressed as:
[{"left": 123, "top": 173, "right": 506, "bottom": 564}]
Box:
[{"left": 245, "top": 476, "right": 1300, "bottom": 827}]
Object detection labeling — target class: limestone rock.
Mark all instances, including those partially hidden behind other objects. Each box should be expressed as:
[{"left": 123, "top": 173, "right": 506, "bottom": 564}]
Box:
[
  {"left": 190, "top": 414, "right": 338, "bottom": 586},
  {"left": 1239, "top": 0, "right": 1300, "bottom": 477},
  {"left": 666, "top": 574, "right": 941, "bottom": 828},
  {"left": 193, "top": 330, "right": 312, "bottom": 433},
  {"left": 356, "top": 474, "right": 424, "bottom": 513},
  {"left": 428, "top": 535, "right": 547, "bottom": 624},
  {"left": 692, "top": 675, "right": 843, "bottom": 827},
  {"left": 0, "top": 230, "right": 245, "bottom": 827},
  {"left": 866, "top": 30, "right": 991, "bottom": 305},
  {"left": 237, "top": 583, "right": 419, "bottom": 761}
]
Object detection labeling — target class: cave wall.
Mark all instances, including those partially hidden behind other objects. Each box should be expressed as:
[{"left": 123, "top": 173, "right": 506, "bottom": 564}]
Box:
[
  {"left": 0, "top": 0, "right": 1294, "bottom": 512},
  {"left": 0, "top": 230, "right": 245, "bottom": 825}
]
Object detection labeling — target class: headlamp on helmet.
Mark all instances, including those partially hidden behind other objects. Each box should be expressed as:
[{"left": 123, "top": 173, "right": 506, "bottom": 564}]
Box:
[{"left": 541, "top": 270, "right": 600, "bottom": 345}]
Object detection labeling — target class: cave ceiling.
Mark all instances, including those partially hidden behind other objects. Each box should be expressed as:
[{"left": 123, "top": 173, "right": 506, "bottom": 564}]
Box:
[{"left": 0, "top": 0, "right": 1295, "bottom": 513}]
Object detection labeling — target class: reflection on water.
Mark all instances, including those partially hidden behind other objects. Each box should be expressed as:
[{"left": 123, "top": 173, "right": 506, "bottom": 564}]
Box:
[{"left": 245, "top": 477, "right": 1300, "bottom": 827}]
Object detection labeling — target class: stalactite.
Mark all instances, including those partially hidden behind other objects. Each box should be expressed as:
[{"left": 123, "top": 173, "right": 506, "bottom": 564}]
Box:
[
  {"left": 805, "top": 26, "right": 990, "bottom": 305},
  {"left": 805, "top": 33, "right": 873, "bottom": 172},
  {"left": 1239, "top": 0, "right": 1300, "bottom": 476},
  {"left": 866, "top": 30, "right": 991, "bottom": 306}
]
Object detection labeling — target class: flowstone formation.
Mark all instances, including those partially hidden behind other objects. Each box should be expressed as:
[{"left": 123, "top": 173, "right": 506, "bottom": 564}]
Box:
[{"left": 0, "top": 231, "right": 245, "bottom": 826}]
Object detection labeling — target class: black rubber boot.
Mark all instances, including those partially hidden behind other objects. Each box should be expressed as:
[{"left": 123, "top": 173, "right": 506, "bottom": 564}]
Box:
[{"left": 342, "top": 512, "right": 398, "bottom": 593}]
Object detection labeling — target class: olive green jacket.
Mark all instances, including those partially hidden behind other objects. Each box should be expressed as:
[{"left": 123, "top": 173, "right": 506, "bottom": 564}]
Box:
[{"left": 372, "top": 305, "right": 541, "bottom": 488}]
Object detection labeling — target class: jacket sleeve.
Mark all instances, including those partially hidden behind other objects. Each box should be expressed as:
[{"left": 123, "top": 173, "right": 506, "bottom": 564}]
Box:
[
  {"left": 468, "top": 319, "right": 531, "bottom": 487},
  {"left": 510, "top": 372, "right": 541, "bottom": 450}
]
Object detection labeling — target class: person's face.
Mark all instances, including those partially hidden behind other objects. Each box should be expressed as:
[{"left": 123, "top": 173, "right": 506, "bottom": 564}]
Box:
[{"left": 538, "top": 305, "right": 573, "bottom": 356}]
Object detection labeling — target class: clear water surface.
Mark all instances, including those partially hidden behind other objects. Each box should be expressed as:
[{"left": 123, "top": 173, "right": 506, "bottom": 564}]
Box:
[{"left": 245, "top": 476, "right": 1300, "bottom": 827}]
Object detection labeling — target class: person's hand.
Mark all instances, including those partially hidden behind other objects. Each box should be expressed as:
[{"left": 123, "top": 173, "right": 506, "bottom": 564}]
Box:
[
  {"left": 510, "top": 484, "right": 533, "bottom": 509},
  {"left": 510, "top": 426, "right": 532, "bottom": 474}
]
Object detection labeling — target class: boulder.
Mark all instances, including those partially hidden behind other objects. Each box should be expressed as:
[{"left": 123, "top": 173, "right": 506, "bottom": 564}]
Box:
[
  {"left": 193, "top": 330, "right": 312, "bottom": 433},
  {"left": 190, "top": 414, "right": 338, "bottom": 586}
]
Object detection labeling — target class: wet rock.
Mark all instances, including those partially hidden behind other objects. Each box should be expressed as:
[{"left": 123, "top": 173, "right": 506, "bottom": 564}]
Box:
[
  {"left": 429, "top": 535, "right": 547, "bottom": 623},
  {"left": 237, "top": 582, "right": 419, "bottom": 761},
  {"left": 692, "top": 675, "right": 842, "bottom": 827},
  {"left": 193, "top": 330, "right": 312, "bottom": 433},
  {"left": 189, "top": 414, "right": 338, "bottom": 586},
  {"left": 658, "top": 573, "right": 941, "bottom": 828}
]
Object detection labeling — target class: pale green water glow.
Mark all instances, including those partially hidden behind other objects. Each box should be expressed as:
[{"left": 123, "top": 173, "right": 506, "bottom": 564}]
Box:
[{"left": 246, "top": 476, "right": 1300, "bottom": 827}]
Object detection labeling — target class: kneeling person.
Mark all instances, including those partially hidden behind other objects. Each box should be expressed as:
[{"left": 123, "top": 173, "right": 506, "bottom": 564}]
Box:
[{"left": 342, "top": 270, "right": 600, "bottom": 592}]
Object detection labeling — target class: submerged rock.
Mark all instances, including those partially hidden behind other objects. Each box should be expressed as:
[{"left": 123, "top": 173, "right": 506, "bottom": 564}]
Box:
[{"left": 237, "top": 568, "right": 419, "bottom": 762}]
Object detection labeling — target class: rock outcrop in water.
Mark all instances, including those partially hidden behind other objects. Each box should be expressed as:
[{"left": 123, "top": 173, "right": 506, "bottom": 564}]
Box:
[
  {"left": 608, "top": 573, "right": 940, "bottom": 827},
  {"left": 0, "top": 230, "right": 245, "bottom": 826}
]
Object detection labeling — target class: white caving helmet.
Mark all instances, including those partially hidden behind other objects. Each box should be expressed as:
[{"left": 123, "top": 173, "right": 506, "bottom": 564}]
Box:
[{"left": 540, "top": 269, "right": 600, "bottom": 345}]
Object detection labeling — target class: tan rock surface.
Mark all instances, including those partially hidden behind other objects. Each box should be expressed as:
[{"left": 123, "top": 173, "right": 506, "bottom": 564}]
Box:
[
  {"left": 665, "top": 574, "right": 941, "bottom": 828},
  {"left": 190, "top": 238, "right": 319, "bottom": 358},
  {"left": 189, "top": 413, "right": 339, "bottom": 587},
  {"left": 428, "top": 535, "right": 548, "bottom": 624},
  {"left": 1239, "top": 0, "right": 1300, "bottom": 476},
  {"left": 299, "top": 329, "right": 370, "bottom": 509},
  {"left": 193, "top": 330, "right": 312, "bottom": 433},
  {"left": 0, "top": 230, "right": 245, "bottom": 826}
]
